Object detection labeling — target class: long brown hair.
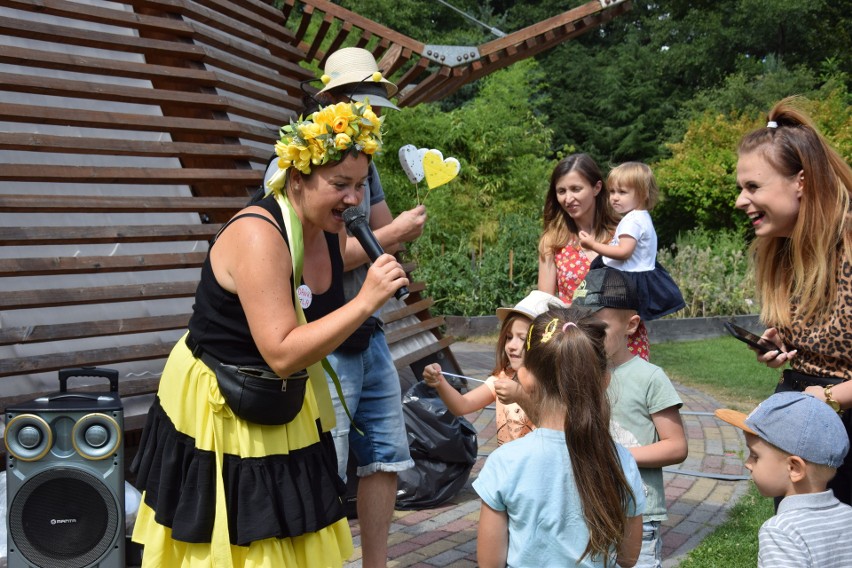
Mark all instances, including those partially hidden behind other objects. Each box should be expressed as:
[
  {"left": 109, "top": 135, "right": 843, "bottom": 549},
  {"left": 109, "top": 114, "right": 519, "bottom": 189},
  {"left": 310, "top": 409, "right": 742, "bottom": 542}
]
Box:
[
  {"left": 738, "top": 96, "right": 852, "bottom": 328},
  {"left": 539, "top": 153, "right": 618, "bottom": 259},
  {"left": 524, "top": 306, "right": 634, "bottom": 567},
  {"left": 491, "top": 313, "right": 530, "bottom": 376}
]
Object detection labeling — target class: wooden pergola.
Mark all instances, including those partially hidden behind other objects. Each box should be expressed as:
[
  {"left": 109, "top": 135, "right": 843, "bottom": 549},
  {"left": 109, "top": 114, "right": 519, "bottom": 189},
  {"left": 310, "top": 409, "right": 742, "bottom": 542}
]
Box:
[
  {"left": 0, "top": 0, "right": 632, "bottom": 452},
  {"left": 285, "top": 0, "right": 632, "bottom": 106}
]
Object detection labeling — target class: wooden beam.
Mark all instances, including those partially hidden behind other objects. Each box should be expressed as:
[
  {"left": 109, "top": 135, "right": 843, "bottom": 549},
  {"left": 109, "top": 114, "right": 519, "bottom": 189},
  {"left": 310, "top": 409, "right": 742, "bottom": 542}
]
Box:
[
  {"left": 0, "top": 343, "right": 177, "bottom": 378},
  {"left": 307, "top": 12, "right": 335, "bottom": 60},
  {"left": 0, "top": 224, "right": 221, "bottom": 246},
  {"left": 479, "top": 0, "right": 603, "bottom": 57},
  {"left": 2, "top": 281, "right": 200, "bottom": 310},
  {"left": 392, "top": 336, "right": 455, "bottom": 370},
  {"left": 320, "top": 21, "right": 355, "bottom": 68},
  {"left": 0, "top": 314, "right": 191, "bottom": 346},
  {"left": 0, "top": 133, "right": 267, "bottom": 162},
  {"left": 289, "top": 0, "right": 424, "bottom": 54},
  {"left": 0, "top": 103, "right": 274, "bottom": 144},
  {"left": 0, "top": 252, "right": 207, "bottom": 277},
  {"left": 0, "top": 72, "right": 292, "bottom": 126},
  {"left": 0, "top": 165, "right": 262, "bottom": 185},
  {"left": 0, "top": 194, "right": 247, "bottom": 213}
]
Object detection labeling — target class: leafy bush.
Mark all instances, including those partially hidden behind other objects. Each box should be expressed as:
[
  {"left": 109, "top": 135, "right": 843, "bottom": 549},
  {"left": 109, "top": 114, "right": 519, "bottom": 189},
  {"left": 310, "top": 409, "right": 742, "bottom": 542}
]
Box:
[
  {"left": 659, "top": 228, "right": 755, "bottom": 319},
  {"left": 379, "top": 59, "right": 554, "bottom": 249},
  {"left": 411, "top": 212, "right": 541, "bottom": 316},
  {"left": 654, "top": 81, "right": 851, "bottom": 245}
]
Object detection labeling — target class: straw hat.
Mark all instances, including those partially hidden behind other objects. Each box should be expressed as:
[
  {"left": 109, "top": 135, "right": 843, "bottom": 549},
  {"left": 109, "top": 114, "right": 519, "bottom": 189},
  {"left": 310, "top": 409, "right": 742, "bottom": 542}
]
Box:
[
  {"left": 496, "top": 290, "right": 564, "bottom": 322},
  {"left": 318, "top": 47, "right": 399, "bottom": 110}
]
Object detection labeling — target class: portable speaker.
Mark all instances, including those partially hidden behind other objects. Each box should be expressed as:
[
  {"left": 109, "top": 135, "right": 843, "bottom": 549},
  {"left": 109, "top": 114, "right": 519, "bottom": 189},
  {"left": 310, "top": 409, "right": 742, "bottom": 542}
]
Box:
[{"left": 5, "top": 367, "right": 125, "bottom": 568}]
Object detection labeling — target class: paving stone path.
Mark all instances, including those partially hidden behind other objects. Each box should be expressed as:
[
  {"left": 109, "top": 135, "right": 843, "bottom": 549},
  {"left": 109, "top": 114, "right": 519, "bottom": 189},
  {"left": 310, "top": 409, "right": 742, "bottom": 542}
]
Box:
[{"left": 343, "top": 342, "right": 752, "bottom": 568}]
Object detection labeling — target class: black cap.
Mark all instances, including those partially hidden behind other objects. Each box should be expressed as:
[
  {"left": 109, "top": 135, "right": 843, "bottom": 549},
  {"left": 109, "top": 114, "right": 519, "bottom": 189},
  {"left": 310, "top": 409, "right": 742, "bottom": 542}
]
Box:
[{"left": 572, "top": 267, "right": 640, "bottom": 312}]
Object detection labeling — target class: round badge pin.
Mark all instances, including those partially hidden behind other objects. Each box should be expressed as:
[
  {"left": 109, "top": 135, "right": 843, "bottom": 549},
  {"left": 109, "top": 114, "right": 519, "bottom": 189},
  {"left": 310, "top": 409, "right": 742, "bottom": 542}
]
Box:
[{"left": 296, "top": 284, "right": 312, "bottom": 309}]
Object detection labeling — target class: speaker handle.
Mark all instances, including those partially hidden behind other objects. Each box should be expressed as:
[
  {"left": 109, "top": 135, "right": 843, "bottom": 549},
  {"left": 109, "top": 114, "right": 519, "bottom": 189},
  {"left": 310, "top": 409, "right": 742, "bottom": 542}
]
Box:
[{"left": 59, "top": 367, "right": 119, "bottom": 393}]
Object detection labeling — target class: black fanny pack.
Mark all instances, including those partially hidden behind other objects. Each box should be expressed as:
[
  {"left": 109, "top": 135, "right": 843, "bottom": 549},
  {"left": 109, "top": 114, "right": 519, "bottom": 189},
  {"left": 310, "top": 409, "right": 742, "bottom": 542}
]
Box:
[
  {"left": 186, "top": 334, "right": 307, "bottom": 425},
  {"left": 776, "top": 369, "right": 845, "bottom": 392},
  {"left": 337, "top": 317, "right": 380, "bottom": 353}
]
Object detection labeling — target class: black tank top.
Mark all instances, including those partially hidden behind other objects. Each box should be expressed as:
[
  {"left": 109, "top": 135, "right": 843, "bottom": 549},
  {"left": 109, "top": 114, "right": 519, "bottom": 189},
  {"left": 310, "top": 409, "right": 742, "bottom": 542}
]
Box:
[{"left": 187, "top": 195, "right": 345, "bottom": 365}]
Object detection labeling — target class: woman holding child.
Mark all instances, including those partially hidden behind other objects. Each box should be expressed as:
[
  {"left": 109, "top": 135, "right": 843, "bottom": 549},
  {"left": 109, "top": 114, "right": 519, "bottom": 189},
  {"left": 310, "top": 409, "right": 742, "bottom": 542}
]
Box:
[
  {"left": 538, "top": 153, "right": 651, "bottom": 360},
  {"left": 735, "top": 96, "right": 852, "bottom": 504}
]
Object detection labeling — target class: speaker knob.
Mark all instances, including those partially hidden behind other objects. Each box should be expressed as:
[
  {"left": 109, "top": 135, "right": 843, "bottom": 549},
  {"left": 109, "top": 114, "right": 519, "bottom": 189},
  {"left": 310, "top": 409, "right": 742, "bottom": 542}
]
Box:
[
  {"left": 5, "top": 414, "right": 52, "bottom": 462},
  {"left": 72, "top": 414, "right": 121, "bottom": 460},
  {"left": 17, "top": 425, "right": 42, "bottom": 449},
  {"left": 84, "top": 424, "right": 109, "bottom": 448}
]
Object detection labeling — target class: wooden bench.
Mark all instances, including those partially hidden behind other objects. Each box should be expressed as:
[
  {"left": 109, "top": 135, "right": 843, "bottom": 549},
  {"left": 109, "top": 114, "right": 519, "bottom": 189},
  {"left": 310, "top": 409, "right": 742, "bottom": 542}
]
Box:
[{"left": 0, "top": 0, "right": 459, "bottom": 459}]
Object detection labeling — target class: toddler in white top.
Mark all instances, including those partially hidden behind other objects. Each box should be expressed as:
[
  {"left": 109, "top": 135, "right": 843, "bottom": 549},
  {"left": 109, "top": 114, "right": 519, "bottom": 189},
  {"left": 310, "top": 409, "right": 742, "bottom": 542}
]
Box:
[{"left": 579, "top": 162, "right": 684, "bottom": 321}]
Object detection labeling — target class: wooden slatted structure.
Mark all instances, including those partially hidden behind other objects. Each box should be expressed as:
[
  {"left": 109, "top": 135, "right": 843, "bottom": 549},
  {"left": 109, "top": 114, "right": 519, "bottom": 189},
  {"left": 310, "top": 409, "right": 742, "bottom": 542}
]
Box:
[
  {"left": 282, "top": 0, "right": 633, "bottom": 107},
  {"left": 1, "top": 0, "right": 632, "bottom": 455},
  {"left": 0, "top": 0, "right": 456, "bottom": 451}
]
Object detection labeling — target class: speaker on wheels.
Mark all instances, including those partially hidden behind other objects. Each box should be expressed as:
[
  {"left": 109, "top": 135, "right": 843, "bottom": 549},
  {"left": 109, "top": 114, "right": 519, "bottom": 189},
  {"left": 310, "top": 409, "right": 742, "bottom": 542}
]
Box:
[{"left": 5, "top": 367, "right": 125, "bottom": 568}]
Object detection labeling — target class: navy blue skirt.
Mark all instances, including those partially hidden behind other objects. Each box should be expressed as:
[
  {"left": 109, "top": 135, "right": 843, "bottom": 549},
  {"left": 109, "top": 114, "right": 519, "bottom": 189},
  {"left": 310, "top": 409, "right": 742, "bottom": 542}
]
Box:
[{"left": 590, "top": 256, "right": 685, "bottom": 321}]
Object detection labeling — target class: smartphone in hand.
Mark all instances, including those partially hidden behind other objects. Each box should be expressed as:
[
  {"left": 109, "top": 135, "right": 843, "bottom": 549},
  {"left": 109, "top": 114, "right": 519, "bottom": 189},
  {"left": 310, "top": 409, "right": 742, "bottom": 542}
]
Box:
[{"left": 723, "top": 321, "right": 773, "bottom": 354}]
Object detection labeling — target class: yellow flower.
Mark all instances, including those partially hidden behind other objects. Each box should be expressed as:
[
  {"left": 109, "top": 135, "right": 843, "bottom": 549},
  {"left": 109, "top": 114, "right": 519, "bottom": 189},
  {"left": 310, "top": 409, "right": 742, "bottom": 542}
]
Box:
[
  {"left": 363, "top": 109, "right": 380, "bottom": 127},
  {"left": 332, "top": 116, "right": 349, "bottom": 133},
  {"left": 271, "top": 101, "right": 382, "bottom": 175},
  {"left": 334, "top": 133, "right": 352, "bottom": 151},
  {"left": 299, "top": 121, "right": 325, "bottom": 141},
  {"left": 361, "top": 137, "right": 379, "bottom": 155}
]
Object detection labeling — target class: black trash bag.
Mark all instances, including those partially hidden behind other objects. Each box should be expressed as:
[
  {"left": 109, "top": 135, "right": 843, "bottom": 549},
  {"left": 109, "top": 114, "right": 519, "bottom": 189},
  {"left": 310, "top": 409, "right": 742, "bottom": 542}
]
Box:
[{"left": 395, "top": 381, "right": 478, "bottom": 510}]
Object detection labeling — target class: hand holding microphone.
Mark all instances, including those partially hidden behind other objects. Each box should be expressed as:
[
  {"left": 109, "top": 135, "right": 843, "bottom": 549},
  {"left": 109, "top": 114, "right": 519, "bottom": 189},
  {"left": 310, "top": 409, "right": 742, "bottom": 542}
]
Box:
[{"left": 343, "top": 207, "right": 410, "bottom": 301}]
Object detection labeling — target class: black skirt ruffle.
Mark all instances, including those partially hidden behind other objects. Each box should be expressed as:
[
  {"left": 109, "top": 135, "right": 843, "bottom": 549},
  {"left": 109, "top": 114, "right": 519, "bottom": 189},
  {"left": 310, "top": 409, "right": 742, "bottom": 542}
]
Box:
[{"left": 130, "top": 398, "right": 346, "bottom": 546}]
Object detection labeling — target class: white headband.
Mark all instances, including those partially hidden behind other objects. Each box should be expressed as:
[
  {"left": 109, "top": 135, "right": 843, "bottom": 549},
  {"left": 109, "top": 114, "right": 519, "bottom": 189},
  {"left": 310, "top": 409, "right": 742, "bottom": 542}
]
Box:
[{"left": 767, "top": 121, "right": 778, "bottom": 128}]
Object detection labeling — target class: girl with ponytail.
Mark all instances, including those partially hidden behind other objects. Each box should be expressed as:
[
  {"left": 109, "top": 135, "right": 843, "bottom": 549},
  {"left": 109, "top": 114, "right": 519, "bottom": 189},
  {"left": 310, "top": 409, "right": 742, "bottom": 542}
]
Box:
[{"left": 473, "top": 306, "right": 644, "bottom": 567}]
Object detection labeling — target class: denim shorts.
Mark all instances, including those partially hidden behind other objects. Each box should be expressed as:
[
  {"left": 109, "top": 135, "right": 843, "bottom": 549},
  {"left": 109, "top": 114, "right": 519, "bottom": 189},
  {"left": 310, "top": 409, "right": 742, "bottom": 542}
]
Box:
[
  {"left": 326, "top": 329, "right": 414, "bottom": 480},
  {"left": 635, "top": 520, "right": 662, "bottom": 568}
]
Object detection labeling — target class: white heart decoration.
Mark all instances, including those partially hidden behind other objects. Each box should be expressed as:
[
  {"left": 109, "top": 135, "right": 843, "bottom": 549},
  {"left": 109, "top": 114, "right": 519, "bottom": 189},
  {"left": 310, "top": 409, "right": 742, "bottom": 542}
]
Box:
[{"left": 399, "top": 144, "right": 426, "bottom": 184}]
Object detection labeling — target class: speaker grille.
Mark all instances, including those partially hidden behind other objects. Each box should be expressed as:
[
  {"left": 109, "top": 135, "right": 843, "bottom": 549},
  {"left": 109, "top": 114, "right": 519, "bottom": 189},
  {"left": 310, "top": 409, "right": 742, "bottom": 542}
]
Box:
[{"left": 9, "top": 467, "right": 120, "bottom": 568}]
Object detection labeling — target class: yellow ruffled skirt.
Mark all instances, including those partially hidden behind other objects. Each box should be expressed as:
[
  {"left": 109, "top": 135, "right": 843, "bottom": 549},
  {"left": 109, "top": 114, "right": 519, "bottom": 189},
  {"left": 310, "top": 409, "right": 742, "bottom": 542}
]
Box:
[{"left": 131, "top": 335, "right": 352, "bottom": 567}]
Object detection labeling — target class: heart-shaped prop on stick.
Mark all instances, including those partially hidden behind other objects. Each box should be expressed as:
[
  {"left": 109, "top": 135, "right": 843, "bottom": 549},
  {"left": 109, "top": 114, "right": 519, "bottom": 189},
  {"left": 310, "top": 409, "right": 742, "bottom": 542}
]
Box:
[
  {"left": 422, "top": 150, "right": 460, "bottom": 190},
  {"left": 398, "top": 144, "right": 426, "bottom": 184}
]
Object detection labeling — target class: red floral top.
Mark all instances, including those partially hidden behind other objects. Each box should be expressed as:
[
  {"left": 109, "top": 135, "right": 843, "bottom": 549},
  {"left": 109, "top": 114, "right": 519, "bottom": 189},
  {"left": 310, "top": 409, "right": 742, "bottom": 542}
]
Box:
[{"left": 554, "top": 242, "right": 650, "bottom": 361}]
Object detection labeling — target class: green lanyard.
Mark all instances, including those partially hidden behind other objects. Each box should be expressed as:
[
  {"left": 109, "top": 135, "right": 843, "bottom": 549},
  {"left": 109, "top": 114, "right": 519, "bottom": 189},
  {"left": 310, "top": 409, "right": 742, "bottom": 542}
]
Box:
[{"left": 275, "top": 193, "right": 355, "bottom": 432}]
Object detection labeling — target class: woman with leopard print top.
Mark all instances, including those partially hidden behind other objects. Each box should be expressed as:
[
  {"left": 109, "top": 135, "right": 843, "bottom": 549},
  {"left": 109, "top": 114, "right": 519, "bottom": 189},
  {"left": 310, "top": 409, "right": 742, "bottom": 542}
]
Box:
[{"left": 734, "top": 95, "right": 852, "bottom": 504}]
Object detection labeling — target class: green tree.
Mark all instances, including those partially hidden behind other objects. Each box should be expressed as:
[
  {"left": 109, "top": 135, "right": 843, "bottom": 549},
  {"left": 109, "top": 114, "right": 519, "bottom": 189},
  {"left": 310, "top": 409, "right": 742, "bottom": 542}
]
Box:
[
  {"left": 654, "top": 83, "right": 851, "bottom": 244},
  {"left": 380, "top": 59, "right": 553, "bottom": 248}
]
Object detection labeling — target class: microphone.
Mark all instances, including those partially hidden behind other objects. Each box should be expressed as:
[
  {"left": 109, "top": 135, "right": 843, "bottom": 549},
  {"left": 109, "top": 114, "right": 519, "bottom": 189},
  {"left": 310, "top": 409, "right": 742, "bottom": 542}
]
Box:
[{"left": 343, "top": 207, "right": 409, "bottom": 301}]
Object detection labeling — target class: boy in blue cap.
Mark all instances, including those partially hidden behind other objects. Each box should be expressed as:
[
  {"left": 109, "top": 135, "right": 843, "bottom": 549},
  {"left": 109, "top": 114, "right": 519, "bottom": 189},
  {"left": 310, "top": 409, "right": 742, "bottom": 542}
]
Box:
[{"left": 716, "top": 391, "right": 852, "bottom": 567}]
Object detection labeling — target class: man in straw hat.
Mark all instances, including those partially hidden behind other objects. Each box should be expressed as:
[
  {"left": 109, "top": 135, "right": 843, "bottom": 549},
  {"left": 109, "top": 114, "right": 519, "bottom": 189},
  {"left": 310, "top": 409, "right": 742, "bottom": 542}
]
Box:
[{"left": 316, "top": 47, "right": 426, "bottom": 567}]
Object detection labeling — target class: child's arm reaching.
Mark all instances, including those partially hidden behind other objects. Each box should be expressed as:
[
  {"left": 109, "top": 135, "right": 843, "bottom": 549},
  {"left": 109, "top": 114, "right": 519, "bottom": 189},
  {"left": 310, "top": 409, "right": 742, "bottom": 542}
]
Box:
[
  {"left": 578, "top": 231, "right": 636, "bottom": 261},
  {"left": 628, "top": 406, "right": 688, "bottom": 468},
  {"left": 477, "top": 502, "right": 509, "bottom": 568},
  {"left": 422, "top": 363, "right": 496, "bottom": 416}
]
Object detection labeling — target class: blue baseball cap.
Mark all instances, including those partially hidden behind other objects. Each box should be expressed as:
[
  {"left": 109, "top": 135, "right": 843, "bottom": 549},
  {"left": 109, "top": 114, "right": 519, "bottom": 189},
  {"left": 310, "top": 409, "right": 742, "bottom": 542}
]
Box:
[{"left": 715, "top": 391, "right": 849, "bottom": 468}]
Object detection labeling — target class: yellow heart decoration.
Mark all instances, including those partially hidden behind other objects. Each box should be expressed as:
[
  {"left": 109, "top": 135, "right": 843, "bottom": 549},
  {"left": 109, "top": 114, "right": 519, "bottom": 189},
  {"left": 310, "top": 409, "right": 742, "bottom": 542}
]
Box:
[{"left": 422, "top": 150, "right": 460, "bottom": 190}]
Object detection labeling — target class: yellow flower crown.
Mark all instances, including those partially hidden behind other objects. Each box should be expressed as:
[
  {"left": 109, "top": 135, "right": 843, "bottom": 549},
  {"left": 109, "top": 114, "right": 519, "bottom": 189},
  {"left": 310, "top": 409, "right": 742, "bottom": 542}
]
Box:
[{"left": 266, "top": 100, "right": 383, "bottom": 192}]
